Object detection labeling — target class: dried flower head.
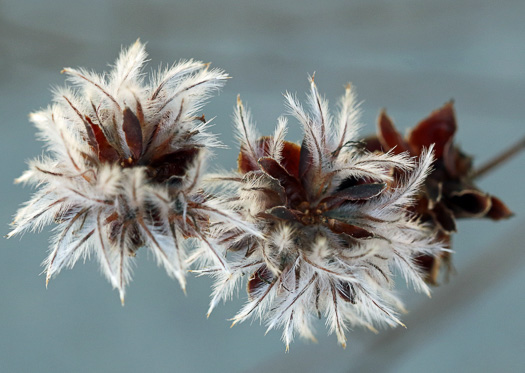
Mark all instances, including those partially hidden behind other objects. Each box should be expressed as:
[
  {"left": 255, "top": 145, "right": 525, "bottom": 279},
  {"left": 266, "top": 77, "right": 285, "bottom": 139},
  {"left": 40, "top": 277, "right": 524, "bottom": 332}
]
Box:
[
  {"left": 364, "top": 103, "right": 513, "bottom": 284},
  {"left": 198, "top": 78, "right": 442, "bottom": 349},
  {"left": 8, "top": 40, "right": 248, "bottom": 302}
]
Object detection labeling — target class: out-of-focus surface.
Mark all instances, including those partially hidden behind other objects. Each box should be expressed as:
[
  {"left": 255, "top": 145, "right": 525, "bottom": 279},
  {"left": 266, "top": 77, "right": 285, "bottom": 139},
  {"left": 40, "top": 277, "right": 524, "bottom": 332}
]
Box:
[{"left": 1, "top": 1, "right": 524, "bottom": 372}]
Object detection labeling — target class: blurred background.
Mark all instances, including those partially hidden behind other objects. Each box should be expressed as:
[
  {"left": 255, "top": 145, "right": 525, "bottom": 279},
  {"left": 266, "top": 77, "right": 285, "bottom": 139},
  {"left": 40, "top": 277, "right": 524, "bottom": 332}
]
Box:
[{"left": 1, "top": 0, "right": 524, "bottom": 372}]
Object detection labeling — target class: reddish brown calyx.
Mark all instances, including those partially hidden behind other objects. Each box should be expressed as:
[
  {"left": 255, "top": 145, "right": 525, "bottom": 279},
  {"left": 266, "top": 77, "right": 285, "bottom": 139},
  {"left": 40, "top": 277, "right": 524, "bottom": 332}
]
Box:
[
  {"left": 257, "top": 157, "right": 307, "bottom": 209},
  {"left": 84, "top": 115, "right": 120, "bottom": 163},
  {"left": 122, "top": 107, "right": 143, "bottom": 162},
  {"left": 377, "top": 109, "right": 411, "bottom": 154},
  {"left": 85, "top": 106, "right": 143, "bottom": 165},
  {"left": 247, "top": 265, "right": 274, "bottom": 300},
  {"left": 337, "top": 281, "right": 357, "bottom": 304},
  {"left": 407, "top": 101, "right": 456, "bottom": 158},
  {"left": 238, "top": 138, "right": 301, "bottom": 177},
  {"left": 240, "top": 136, "right": 380, "bottom": 241},
  {"left": 368, "top": 102, "right": 457, "bottom": 158},
  {"left": 146, "top": 148, "right": 200, "bottom": 184},
  {"left": 86, "top": 106, "right": 201, "bottom": 185}
]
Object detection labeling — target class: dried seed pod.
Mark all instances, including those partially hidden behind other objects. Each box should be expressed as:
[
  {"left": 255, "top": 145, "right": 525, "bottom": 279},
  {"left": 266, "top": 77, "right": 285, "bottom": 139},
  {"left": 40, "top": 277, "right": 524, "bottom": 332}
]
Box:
[{"left": 365, "top": 102, "right": 513, "bottom": 284}]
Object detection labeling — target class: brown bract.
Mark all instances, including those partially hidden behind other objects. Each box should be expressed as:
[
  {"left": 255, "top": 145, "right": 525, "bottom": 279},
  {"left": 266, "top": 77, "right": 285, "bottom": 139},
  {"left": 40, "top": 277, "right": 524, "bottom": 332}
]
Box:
[{"left": 365, "top": 102, "right": 513, "bottom": 284}]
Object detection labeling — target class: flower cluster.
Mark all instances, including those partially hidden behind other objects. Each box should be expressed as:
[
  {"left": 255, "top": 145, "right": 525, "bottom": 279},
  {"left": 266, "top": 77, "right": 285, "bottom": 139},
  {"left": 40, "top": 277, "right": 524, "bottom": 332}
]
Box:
[
  {"left": 364, "top": 103, "right": 513, "bottom": 283},
  {"left": 9, "top": 41, "right": 253, "bottom": 302},
  {"left": 197, "top": 79, "right": 442, "bottom": 348},
  {"left": 10, "top": 42, "right": 515, "bottom": 349}
]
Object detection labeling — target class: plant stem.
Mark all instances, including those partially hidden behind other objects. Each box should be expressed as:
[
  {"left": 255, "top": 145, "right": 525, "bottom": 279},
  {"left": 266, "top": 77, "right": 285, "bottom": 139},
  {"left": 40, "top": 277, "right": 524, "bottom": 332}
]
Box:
[{"left": 471, "top": 135, "right": 525, "bottom": 180}]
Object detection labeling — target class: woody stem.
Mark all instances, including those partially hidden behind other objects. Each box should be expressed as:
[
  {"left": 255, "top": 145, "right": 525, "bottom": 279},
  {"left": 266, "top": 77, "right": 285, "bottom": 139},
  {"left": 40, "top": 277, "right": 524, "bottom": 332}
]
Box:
[{"left": 471, "top": 135, "right": 525, "bottom": 180}]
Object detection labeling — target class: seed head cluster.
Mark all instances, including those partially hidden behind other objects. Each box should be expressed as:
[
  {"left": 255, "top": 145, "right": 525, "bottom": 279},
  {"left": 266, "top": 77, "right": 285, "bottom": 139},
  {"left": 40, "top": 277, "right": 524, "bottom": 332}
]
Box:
[
  {"left": 197, "top": 79, "right": 442, "bottom": 348},
  {"left": 10, "top": 43, "right": 513, "bottom": 349},
  {"left": 9, "top": 41, "right": 253, "bottom": 302}
]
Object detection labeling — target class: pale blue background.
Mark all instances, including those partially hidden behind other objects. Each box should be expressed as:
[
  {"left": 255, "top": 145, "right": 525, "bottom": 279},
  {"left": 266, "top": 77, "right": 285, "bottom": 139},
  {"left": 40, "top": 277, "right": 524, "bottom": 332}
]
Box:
[{"left": 1, "top": 1, "right": 524, "bottom": 372}]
